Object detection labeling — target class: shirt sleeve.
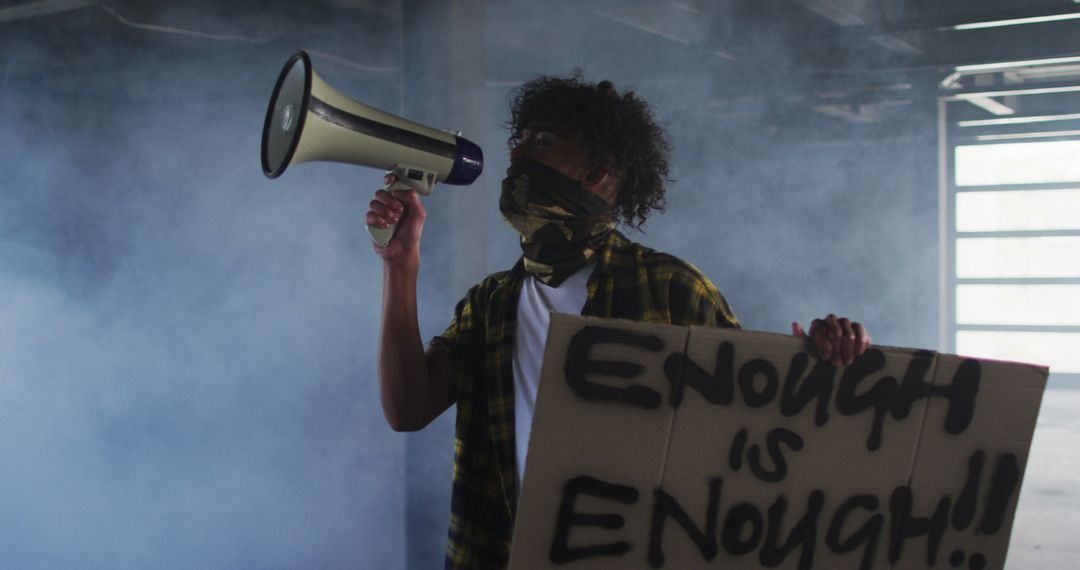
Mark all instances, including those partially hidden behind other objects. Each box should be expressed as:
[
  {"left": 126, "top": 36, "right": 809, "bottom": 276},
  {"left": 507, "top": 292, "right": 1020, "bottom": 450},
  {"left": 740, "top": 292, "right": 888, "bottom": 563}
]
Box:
[
  {"left": 665, "top": 259, "right": 741, "bottom": 329},
  {"left": 429, "top": 277, "right": 495, "bottom": 397},
  {"left": 700, "top": 282, "right": 740, "bottom": 329}
]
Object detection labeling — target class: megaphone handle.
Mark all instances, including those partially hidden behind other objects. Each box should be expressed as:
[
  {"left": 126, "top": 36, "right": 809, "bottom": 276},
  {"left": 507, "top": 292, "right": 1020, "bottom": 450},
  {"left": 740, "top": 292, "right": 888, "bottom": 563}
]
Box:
[{"left": 366, "top": 178, "right": 416, "bottom": 247}]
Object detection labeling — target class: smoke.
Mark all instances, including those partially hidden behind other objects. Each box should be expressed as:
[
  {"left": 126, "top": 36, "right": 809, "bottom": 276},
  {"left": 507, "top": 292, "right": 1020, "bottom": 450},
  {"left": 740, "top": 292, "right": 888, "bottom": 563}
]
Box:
[
  {"left": 474, "top": 1, "right": 940, "bottom": 345},
  {"left": 0, "top": 3, "right": 404, "bottom": 568},
  {"left": 2, "top": 1, "right": 1069, "bottom": 568},
  {"left": 0, "top": 0, "right": 936, "bottom": 567}
]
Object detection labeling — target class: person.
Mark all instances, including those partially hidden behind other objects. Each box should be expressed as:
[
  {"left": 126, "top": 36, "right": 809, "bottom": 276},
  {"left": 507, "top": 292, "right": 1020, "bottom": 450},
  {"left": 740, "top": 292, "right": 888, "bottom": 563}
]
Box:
[{"left": 366, "top": 76, "right": 871, "bottom": 569}]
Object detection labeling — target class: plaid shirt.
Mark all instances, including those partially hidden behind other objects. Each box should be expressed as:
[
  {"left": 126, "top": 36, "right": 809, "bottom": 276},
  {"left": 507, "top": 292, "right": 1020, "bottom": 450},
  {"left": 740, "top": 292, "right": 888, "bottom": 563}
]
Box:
[{"left": 431, "top": 230, "right": 740, "bottom": 569}]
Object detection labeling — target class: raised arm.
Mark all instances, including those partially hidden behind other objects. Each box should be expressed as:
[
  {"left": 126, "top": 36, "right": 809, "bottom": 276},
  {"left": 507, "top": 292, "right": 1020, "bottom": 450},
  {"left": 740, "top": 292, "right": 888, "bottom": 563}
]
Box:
[{"left": 368, "top": 175, "right": 456, "bottom": 431}]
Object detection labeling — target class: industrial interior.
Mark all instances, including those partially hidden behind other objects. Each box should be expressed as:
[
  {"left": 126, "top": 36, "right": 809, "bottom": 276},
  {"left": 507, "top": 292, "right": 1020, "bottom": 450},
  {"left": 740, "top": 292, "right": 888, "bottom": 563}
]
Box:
[{"left": 1, "top": 0, "right": 1078, "bottom": 567}]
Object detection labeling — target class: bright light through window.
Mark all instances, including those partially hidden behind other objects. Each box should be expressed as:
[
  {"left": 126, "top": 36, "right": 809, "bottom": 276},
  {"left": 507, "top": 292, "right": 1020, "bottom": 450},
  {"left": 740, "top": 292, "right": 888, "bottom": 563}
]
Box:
[
  {"left": 956, "top": 188, "right": 1080, "bottom": 231},
  {"left": 955, "top": 140, "right": 1080, "bottom": 186},
  {"left": 956, "top": 236, "right": 1080, "bottom": 278},
  {"left": 952, "top": 139, "right": 1080, "bottom": 378},
  {"left": 957, "top": 331, "right": 1080, "bottom": 373},
  {"left": 957, "top": 284, "right": 1080, "bottom": 325}
]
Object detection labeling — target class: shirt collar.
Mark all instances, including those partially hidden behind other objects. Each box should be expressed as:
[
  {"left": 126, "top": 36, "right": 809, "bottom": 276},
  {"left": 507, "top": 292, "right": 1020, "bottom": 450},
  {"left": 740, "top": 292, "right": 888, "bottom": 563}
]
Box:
[{"left": 593, "top": 230, "right": 632, "bottom": 277}]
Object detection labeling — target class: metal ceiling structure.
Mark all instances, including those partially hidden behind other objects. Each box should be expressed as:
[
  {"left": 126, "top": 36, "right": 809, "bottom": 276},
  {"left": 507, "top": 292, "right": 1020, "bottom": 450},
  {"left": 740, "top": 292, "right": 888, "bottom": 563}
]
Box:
[{"left": 3, "top": 0, "right": 1079, "bottom": 136}]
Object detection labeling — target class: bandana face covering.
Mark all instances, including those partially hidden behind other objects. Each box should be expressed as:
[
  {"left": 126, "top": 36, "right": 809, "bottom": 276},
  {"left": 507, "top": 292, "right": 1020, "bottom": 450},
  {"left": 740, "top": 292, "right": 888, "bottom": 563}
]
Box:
[{"left": 499, "top": 158, "right": 615, "bottom": 287}]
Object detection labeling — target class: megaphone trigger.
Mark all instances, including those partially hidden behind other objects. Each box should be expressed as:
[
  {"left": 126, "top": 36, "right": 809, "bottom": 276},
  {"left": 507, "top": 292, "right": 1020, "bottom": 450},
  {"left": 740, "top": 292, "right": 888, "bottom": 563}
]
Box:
[{"left": 366, "top": 164, "right": 437, "bottom": 247}]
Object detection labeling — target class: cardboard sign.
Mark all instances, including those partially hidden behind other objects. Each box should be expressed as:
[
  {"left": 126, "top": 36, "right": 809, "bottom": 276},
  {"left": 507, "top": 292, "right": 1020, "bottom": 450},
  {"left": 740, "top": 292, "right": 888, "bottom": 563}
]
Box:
[{"left": 510, "top": 315, "right": 1048, "bottom": 570}]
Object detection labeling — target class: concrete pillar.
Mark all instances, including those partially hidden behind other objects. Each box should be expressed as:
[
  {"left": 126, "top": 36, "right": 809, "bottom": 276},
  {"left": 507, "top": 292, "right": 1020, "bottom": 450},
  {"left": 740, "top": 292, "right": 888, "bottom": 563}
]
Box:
[{"left": 400, "top": 1, "right": 488, "bottom": 568}]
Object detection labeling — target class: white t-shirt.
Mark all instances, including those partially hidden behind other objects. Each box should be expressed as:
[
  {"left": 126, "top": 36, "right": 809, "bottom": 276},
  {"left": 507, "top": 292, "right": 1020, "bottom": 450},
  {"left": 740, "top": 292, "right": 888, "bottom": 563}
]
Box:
[{"left": 512, "top": 264, "right": 593, "bottom": 491}]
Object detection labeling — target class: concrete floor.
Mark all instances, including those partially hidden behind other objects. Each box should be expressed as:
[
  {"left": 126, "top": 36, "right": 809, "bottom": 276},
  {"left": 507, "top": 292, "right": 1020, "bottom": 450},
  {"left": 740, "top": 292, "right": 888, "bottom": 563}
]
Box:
[{"left": 1005, "top": 389, "right": 1080, "bottom": 569}]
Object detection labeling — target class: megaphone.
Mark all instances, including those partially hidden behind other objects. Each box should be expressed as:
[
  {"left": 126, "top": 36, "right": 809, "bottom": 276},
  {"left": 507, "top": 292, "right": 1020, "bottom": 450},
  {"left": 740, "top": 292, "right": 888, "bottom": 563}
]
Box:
[{"left": 261, "top": 50, "right": 484, "bottom": 246}]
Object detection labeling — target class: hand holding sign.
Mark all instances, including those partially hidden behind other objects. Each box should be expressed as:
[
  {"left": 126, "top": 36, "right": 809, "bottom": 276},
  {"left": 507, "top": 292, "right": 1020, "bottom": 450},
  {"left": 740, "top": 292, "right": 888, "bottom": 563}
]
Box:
[{"left": 792, "top": 314, "right": 872, "bottom": 368}]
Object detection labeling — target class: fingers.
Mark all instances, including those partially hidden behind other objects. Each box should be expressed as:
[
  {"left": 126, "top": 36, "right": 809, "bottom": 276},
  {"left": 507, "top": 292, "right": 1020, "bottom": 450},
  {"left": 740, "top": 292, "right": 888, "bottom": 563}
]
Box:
[
  {"left": 367, "top": 189, "right": 404, "bottom": 229},
  {"left": 804, "top": 318, "right": 825, "bottom": 362},
  {"left": 368, "top": 174, "right": 421, "bottom": 230},
  {"left": 853, "top": 322, "right": 871, "bottom": 357},
  {"left": 808, "top": 318, "right": 824, "bottom": 339},
  {"left": 808, "top": 318, "right": 832, "bottom": 363},
  {"left": 825, "top": 314, "right": 842, "bottom": 343},
  {"left": 839, "top": 317, "right": 855, "bottom": 367},
  {"left": 803, "top": 314, "right": 871, "bottom": 367},
  {"left": 383, "top": 173, "right": 427, "bottom": 222},
  {"left": 819, "top": 314, "right": 851, "bottom": 367},
  {"left": 793, "top": 320, "right": 845, "bottom": 362},
  {"left": 391, "top": 187, "right": 426, "bottom": 221},
  {"left": 816, "top": 336, "right": 834, "bottom": 365},
  {"left": 821, "top": 314, "right": 846, "bottom": 368}
]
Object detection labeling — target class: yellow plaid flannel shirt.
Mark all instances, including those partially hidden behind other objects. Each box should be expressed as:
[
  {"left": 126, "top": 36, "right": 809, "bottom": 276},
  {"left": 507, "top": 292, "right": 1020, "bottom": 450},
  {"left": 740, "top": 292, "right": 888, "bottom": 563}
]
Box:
[{"left": 431, "top": 230, "right": 739, "bottom": 569}]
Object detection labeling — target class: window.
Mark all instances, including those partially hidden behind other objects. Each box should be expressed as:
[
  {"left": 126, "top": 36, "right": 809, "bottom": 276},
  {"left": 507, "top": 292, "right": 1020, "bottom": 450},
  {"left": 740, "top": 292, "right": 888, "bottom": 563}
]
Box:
[{"left": 942, "top": 96, "right": 1080, "bottom": 384}]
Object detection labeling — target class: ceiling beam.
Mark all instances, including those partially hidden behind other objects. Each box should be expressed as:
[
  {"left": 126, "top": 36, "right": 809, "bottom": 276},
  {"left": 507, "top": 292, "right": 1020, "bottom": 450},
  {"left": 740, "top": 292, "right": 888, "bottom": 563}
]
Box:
[
  {"left": 832, "top": 3, "right": 1080, "bottom": 36},
  {"left": 0, "top": 0, "right": 103, "bottom": 24}
]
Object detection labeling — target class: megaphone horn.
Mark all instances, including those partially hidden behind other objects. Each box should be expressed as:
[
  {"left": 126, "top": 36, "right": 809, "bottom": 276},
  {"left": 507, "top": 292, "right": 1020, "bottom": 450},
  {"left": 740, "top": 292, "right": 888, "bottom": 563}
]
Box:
[{"left": 261, "top": 50, "right": 484, "bottom": 246}]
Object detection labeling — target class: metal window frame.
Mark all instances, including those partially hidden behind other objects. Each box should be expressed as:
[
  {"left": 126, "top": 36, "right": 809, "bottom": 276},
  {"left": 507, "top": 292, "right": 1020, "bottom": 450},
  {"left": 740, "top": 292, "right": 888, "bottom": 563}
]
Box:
[{"left": 940, "top": 88, "right": 1080, "bottom": 386}]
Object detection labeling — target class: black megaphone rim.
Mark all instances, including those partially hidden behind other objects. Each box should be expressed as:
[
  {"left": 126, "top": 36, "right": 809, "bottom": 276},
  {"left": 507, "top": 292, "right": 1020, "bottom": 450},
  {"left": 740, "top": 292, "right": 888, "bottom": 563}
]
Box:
[{"left": 261, "top": 50, "right": 312, "bottom": 178}]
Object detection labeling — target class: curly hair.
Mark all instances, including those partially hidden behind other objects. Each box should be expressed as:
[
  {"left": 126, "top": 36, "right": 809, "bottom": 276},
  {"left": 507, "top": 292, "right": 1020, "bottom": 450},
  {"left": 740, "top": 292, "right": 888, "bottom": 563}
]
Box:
[{"left": 506, "top": 75, "right": 673, "bottom": 229}]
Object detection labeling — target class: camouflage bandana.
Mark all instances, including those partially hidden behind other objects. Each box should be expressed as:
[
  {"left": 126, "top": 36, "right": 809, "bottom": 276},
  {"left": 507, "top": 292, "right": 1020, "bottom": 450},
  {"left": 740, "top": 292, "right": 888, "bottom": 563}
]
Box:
[{"left": 499, "top": 158, "right": 615, "bottom": 287}]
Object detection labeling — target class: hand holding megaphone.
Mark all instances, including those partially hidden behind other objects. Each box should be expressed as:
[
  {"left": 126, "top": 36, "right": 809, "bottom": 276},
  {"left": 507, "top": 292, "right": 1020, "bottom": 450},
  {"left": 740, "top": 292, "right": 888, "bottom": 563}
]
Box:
[
  {"left": 367, "top": 176, "right": 424, "bottom": 263},
  {"left": 261, "top": 50, "right": 483, "bottom": 247},
  {"left": 366, "top": 165, "right": 435, "bottom": 249}
]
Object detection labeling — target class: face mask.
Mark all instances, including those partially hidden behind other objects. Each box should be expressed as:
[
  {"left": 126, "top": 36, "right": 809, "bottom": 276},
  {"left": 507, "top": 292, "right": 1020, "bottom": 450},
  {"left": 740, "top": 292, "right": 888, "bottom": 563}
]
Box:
[{"left": 499, "top": 158, "right": 615, "bottom": 287}]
